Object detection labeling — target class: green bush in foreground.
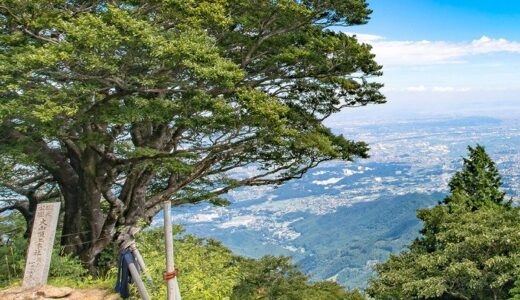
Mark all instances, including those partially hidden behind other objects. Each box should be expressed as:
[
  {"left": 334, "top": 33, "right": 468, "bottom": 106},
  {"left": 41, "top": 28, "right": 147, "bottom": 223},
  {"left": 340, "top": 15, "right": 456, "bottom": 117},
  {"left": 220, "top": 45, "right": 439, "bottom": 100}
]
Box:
[
  {"left": 230, "top": 256, "right": 365, "bottom": 300},
  {"left": 1, "top": 215, "right": 363, "bottom": 299},
  {"left": 136, "top": 227, "right": 364, "bottom": 300}
]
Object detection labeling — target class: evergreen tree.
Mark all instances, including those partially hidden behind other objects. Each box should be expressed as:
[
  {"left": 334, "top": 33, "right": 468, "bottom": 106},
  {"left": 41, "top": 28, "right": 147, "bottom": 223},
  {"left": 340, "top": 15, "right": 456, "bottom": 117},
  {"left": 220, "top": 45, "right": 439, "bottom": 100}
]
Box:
[
  {"left": 444, "top": 145, "right": 506, "bottom": 210},
  {"left": 368, "top": 204, "right": 520, "bottom": 300},
  {"left": 367, "top": 146, "right": 520, "bottom": 299},
  {"left": 419, "top": 145, "right": 508, "bottom": 252}
]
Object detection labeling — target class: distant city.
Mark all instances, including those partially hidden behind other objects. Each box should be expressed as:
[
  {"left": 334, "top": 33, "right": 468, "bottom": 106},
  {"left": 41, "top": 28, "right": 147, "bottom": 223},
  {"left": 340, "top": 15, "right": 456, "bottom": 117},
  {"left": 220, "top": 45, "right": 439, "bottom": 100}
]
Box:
[{"left": 166, "top": 109, "right": 520, "bottom": 288}]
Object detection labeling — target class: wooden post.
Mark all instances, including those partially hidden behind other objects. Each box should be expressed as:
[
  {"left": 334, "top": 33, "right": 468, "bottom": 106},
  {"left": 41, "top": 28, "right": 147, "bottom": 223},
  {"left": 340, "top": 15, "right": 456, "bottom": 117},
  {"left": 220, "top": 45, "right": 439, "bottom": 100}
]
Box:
[
  {"left": 163, "top": 201, "right": 181, "bottom": 300},
  {"left": 131, "top": 246, "right": 153, "bottom": 285},
  {"left": 127, "top": 260, "right": 151, "bottom": 300}
]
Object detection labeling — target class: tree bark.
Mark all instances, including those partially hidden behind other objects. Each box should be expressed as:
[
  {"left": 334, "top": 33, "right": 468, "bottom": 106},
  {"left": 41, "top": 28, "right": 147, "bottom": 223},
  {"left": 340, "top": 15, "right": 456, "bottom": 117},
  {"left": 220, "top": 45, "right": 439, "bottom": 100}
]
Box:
[{"left": 60, "top": 183, "right": 84, "bottom": 254}]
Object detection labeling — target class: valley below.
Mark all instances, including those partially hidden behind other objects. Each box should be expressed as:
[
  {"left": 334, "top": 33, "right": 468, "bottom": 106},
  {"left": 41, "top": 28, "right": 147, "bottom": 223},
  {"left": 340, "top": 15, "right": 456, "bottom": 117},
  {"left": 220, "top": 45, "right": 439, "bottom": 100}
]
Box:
[{"left": 165, "top": 113, "right": 520, "bottom": 289}]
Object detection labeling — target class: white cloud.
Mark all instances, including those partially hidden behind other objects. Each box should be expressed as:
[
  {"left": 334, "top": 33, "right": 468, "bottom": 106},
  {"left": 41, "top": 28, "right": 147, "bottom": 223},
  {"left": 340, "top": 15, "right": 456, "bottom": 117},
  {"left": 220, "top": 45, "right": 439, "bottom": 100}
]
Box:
[
  {"left": 345, "top": 34, "right": 520, "bottom": 66},
  {"left": 431, "top": 86, "right": 456, "bottom": 92},
  {"left": 344, "top": 32, "right": 385, "bottom": 42},
  {"left": 402, "top": 86, "right": 471, "bottom": 93},
  {"left": 406, "top": 85, "right": 427, "bottom": 92},
  {"left": 432, "top": 86, "right": 471, "bottom": 93},
  {"left": 369, "top": 40, "right": 467, "bottom": 66},
  {"left": 471, "top": 36, "right": 520, "bottom": 54}
]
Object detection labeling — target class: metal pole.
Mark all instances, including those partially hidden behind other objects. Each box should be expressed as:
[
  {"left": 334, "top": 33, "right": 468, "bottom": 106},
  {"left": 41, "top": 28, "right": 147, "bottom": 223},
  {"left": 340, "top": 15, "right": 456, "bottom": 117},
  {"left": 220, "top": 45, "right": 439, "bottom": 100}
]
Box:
[
  {"left": 164, "top": 201, "right": 181, "bottom": 300},
  {"left": 127, "top": 260, "right": 151, "bottom": 300}
]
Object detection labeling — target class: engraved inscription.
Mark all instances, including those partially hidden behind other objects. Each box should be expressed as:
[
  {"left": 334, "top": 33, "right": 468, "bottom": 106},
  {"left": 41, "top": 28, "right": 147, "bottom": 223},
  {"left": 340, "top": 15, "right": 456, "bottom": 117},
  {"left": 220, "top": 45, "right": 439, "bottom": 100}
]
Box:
[{"left": 22, "top": 202, "right": 61, "bottom": 289}]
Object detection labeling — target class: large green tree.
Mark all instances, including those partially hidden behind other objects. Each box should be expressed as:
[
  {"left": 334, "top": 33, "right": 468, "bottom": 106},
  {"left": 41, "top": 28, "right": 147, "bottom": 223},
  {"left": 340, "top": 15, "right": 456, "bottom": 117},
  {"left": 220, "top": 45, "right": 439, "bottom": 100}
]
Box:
[
  {"left": 0, "top": 0, "right": 384, "bottom": 267},
  {"left": 367, "top": 146, "right": 519, "bottom": 300}
]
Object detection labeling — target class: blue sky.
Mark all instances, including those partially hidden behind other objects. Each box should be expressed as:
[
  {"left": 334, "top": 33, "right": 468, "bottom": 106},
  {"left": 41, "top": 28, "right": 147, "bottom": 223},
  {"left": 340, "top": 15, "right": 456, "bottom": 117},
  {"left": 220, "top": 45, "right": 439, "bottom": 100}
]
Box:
[
  {"left": 356, "top": 1, "right": 520, "bottom": 41},
  {"left": 334, "top": 0, "right": 520, "bottom": 113}
]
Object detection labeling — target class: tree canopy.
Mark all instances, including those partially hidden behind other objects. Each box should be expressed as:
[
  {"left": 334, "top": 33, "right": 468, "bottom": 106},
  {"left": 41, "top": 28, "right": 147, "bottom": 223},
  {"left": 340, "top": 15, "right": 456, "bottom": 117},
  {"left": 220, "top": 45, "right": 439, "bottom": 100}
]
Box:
[
  {"left": 367, "top": 145, "right": 520, "bottom": 300},
  {"left": 0, "top": 0, "right": 384, "bottom": 266},
  {"left": 230, "top": 256, "right": 366, "bottom": 300},
  {"left": 368, "top": 206, "right": 520, "bottom": 299},
  {"left": 444, "top": 145, "right": 506, "bottom": 210}
]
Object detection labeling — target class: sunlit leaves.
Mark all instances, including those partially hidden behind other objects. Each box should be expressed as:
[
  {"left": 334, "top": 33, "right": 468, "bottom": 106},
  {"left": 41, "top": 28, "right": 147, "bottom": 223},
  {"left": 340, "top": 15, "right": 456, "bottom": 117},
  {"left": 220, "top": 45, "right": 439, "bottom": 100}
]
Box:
[
  {"left": 0, "top": 0, "right": 384, "bottom": 265},
  {"left": 368, "top": 147, "right": 520, "bottom": 299}
]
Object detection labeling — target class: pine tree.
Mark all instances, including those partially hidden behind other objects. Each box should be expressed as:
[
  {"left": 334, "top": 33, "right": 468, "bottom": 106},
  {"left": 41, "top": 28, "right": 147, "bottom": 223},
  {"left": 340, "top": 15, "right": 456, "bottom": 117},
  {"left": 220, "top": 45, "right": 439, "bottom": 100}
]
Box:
[
  {"left": 368, "top": 145, "right": 519, "bottom": 299},
  {"left": 420, "top": 145, "right": 508, "bottom": 252},
  {"left": 443, "top": 145, "right": 506, "bottom": 210}
]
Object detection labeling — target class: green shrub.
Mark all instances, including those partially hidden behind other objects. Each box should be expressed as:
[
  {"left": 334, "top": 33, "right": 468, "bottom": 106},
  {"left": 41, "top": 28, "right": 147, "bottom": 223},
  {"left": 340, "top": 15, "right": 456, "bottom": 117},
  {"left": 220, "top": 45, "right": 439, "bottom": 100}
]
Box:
[
  {"left": 1, "top": 213, "right": 363, "bottom": 299},
  {"left": 133, "top": 226, "right": 241, "bottom": 300}
]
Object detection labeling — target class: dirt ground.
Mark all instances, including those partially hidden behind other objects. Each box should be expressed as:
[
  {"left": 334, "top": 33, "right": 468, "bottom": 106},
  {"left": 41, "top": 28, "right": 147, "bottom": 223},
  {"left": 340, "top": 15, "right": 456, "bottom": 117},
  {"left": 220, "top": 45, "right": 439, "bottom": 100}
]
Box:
[{"left": 0, "top": 285, "right": 120, "bottom": 300}]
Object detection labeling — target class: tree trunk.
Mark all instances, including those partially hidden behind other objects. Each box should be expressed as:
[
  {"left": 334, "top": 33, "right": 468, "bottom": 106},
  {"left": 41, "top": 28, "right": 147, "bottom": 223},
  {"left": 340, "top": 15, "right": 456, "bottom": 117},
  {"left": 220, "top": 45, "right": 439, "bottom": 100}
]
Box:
[
  {"left": 63, "top": 149, "right": 109, "bottom": 271},
  {"left": 60, "top": 183, "right": 84, "bottom": 254},
  {"left": 76, "top": 149, "right": 104, "bottom": 259},
  {"left": 74, "top": 173, "right": 155, "bottom": 272}
]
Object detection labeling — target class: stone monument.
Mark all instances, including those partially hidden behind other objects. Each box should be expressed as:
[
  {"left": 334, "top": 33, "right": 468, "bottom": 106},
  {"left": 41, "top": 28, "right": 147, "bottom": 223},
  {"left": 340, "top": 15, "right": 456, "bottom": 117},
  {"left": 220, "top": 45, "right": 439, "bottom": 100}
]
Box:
[{"left": 22, "top": 202, "right": 61, "bottom": 289}]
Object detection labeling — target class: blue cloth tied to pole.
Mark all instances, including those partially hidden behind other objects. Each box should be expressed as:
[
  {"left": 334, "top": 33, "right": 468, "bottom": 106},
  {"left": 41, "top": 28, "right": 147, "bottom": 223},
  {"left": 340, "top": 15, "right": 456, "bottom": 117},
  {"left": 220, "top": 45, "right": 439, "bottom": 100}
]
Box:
[{"left": 115, "top": 250, "right": 135, "bottom": 299}]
